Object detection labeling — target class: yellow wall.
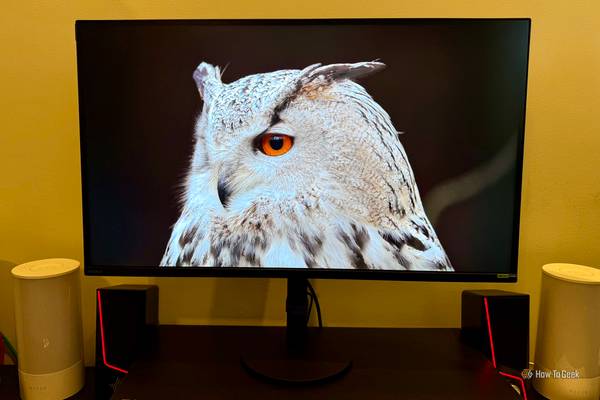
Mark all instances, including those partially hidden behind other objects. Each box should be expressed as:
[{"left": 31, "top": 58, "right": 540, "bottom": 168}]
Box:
[{"left": 1, "top": 0, "right": 599, "bottom": 366}]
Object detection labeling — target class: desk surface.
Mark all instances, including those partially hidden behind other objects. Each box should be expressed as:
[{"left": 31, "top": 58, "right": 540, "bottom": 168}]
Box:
[{"left": 112, "top": 325, "right": 524, "bottom": 400}]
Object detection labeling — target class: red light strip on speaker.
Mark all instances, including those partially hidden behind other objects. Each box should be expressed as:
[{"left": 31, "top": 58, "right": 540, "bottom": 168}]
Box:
[
  {"left": 97, "top": 291, "right": 129, "bottom": 374},
  {"left": 484, "top": 297, "right": 527, "bottom": 400},
  {"left": 483, "top": 297, "right": 497, "bottom": 369}
]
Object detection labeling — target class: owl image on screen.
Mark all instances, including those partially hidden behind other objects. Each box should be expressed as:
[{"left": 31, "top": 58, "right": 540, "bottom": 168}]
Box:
[{"left": 161, "top": 61, "right": 453, "bottom": 271}]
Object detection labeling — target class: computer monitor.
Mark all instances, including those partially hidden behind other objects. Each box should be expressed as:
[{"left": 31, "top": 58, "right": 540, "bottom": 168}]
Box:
[
  {"left": 76, "top": 19, "right": 529, "bottom": 282},
  {"left": 76, "top": 18, "right": 530, "bottom": 384}
]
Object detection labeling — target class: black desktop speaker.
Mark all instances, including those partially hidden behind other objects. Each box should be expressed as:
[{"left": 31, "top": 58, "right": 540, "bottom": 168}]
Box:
[
  {"left": 461, "top": 290, "right": 529, "bottom": 371},
  {"left": 95, "top": 285, "right": 158, "bottom": 399}
]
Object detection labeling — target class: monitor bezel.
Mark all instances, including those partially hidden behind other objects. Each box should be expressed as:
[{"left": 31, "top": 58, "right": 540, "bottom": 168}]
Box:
[{"left": 76, "top": 18, "right": 530, "bottom": 282}]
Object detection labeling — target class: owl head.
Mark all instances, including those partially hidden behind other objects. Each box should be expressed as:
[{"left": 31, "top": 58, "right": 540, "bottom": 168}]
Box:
[{"left": 188, "top": 61, "right": 421, "bottom": 227}]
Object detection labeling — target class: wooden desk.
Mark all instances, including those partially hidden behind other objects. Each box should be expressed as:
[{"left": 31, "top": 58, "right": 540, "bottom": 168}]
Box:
[{"left": 111, "top": 325, "right": 527, "bottom": 400}]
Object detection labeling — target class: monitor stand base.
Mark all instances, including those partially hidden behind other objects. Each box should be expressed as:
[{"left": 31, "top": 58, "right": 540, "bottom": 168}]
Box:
[
  {"left": 241, "top": 278, "right": 352, "bottom": 386},
  {"left": 241, "top": 357, "right": 352, "bottom": 385}
]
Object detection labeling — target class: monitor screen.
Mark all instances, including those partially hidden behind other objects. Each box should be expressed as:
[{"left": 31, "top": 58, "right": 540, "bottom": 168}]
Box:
[{"left": 76, "top": 19, "right": 530, "bottom": 280}]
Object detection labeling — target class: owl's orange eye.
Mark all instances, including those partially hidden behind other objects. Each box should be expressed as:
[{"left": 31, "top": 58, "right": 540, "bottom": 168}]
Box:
[{"left": 258, "top": 133, "right": 294, "bottom": 156}]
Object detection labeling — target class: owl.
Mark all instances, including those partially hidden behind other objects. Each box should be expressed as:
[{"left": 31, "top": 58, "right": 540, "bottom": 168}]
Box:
[{"left": 161, "top": 61, "right": 453, "bottom": 271}]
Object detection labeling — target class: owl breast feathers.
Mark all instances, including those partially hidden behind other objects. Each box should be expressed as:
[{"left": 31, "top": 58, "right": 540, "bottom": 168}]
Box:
[{"left": 161, "top": 61, "right": 453, "bottom": 271}]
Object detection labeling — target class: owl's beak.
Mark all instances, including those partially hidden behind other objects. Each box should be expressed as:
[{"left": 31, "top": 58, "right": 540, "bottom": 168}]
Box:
[{"left": 217, "top": 174, "right": 233, "bottom": 209}]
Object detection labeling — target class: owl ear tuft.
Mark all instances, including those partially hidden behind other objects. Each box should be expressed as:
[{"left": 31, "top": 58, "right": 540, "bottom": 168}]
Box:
[
  {"left": 193, "top": 62, "right": 222, "bottom": 102},
  {"left": 300, "top": 61, "right": 386, "bottom": 85}
]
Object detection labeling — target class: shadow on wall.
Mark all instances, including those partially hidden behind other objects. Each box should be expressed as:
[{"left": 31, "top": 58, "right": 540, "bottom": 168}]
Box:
[
  {"left": 147, "top": 276, "right": 274, "bottom": 326},
  {"left": 0, "top": 259, "right": 16, "bottom": 364},
  {"left": 211, "top": 278, "right": 271, "bottom": 323}
]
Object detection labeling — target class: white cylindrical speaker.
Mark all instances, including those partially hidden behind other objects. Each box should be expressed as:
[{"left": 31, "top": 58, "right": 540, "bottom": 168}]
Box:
[
  {"left": 533, "top": 263, "right": 600, "bottom": 400},
  {"left": 12, "top": 258, "right": 84, "bottom": 400}
]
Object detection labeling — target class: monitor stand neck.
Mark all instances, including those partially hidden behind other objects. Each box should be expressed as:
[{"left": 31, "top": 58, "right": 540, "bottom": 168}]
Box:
[
  {"left": 285, "top": 277, "right": 309, "bottom": 353},
  {"left": 240, "top": 277, "right": 352, "bottom": 385}
]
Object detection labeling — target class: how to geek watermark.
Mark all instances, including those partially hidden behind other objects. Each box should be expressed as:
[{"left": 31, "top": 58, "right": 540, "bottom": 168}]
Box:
[{"left": 521, "top": 369, "right": 581, "bottom": 380}]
